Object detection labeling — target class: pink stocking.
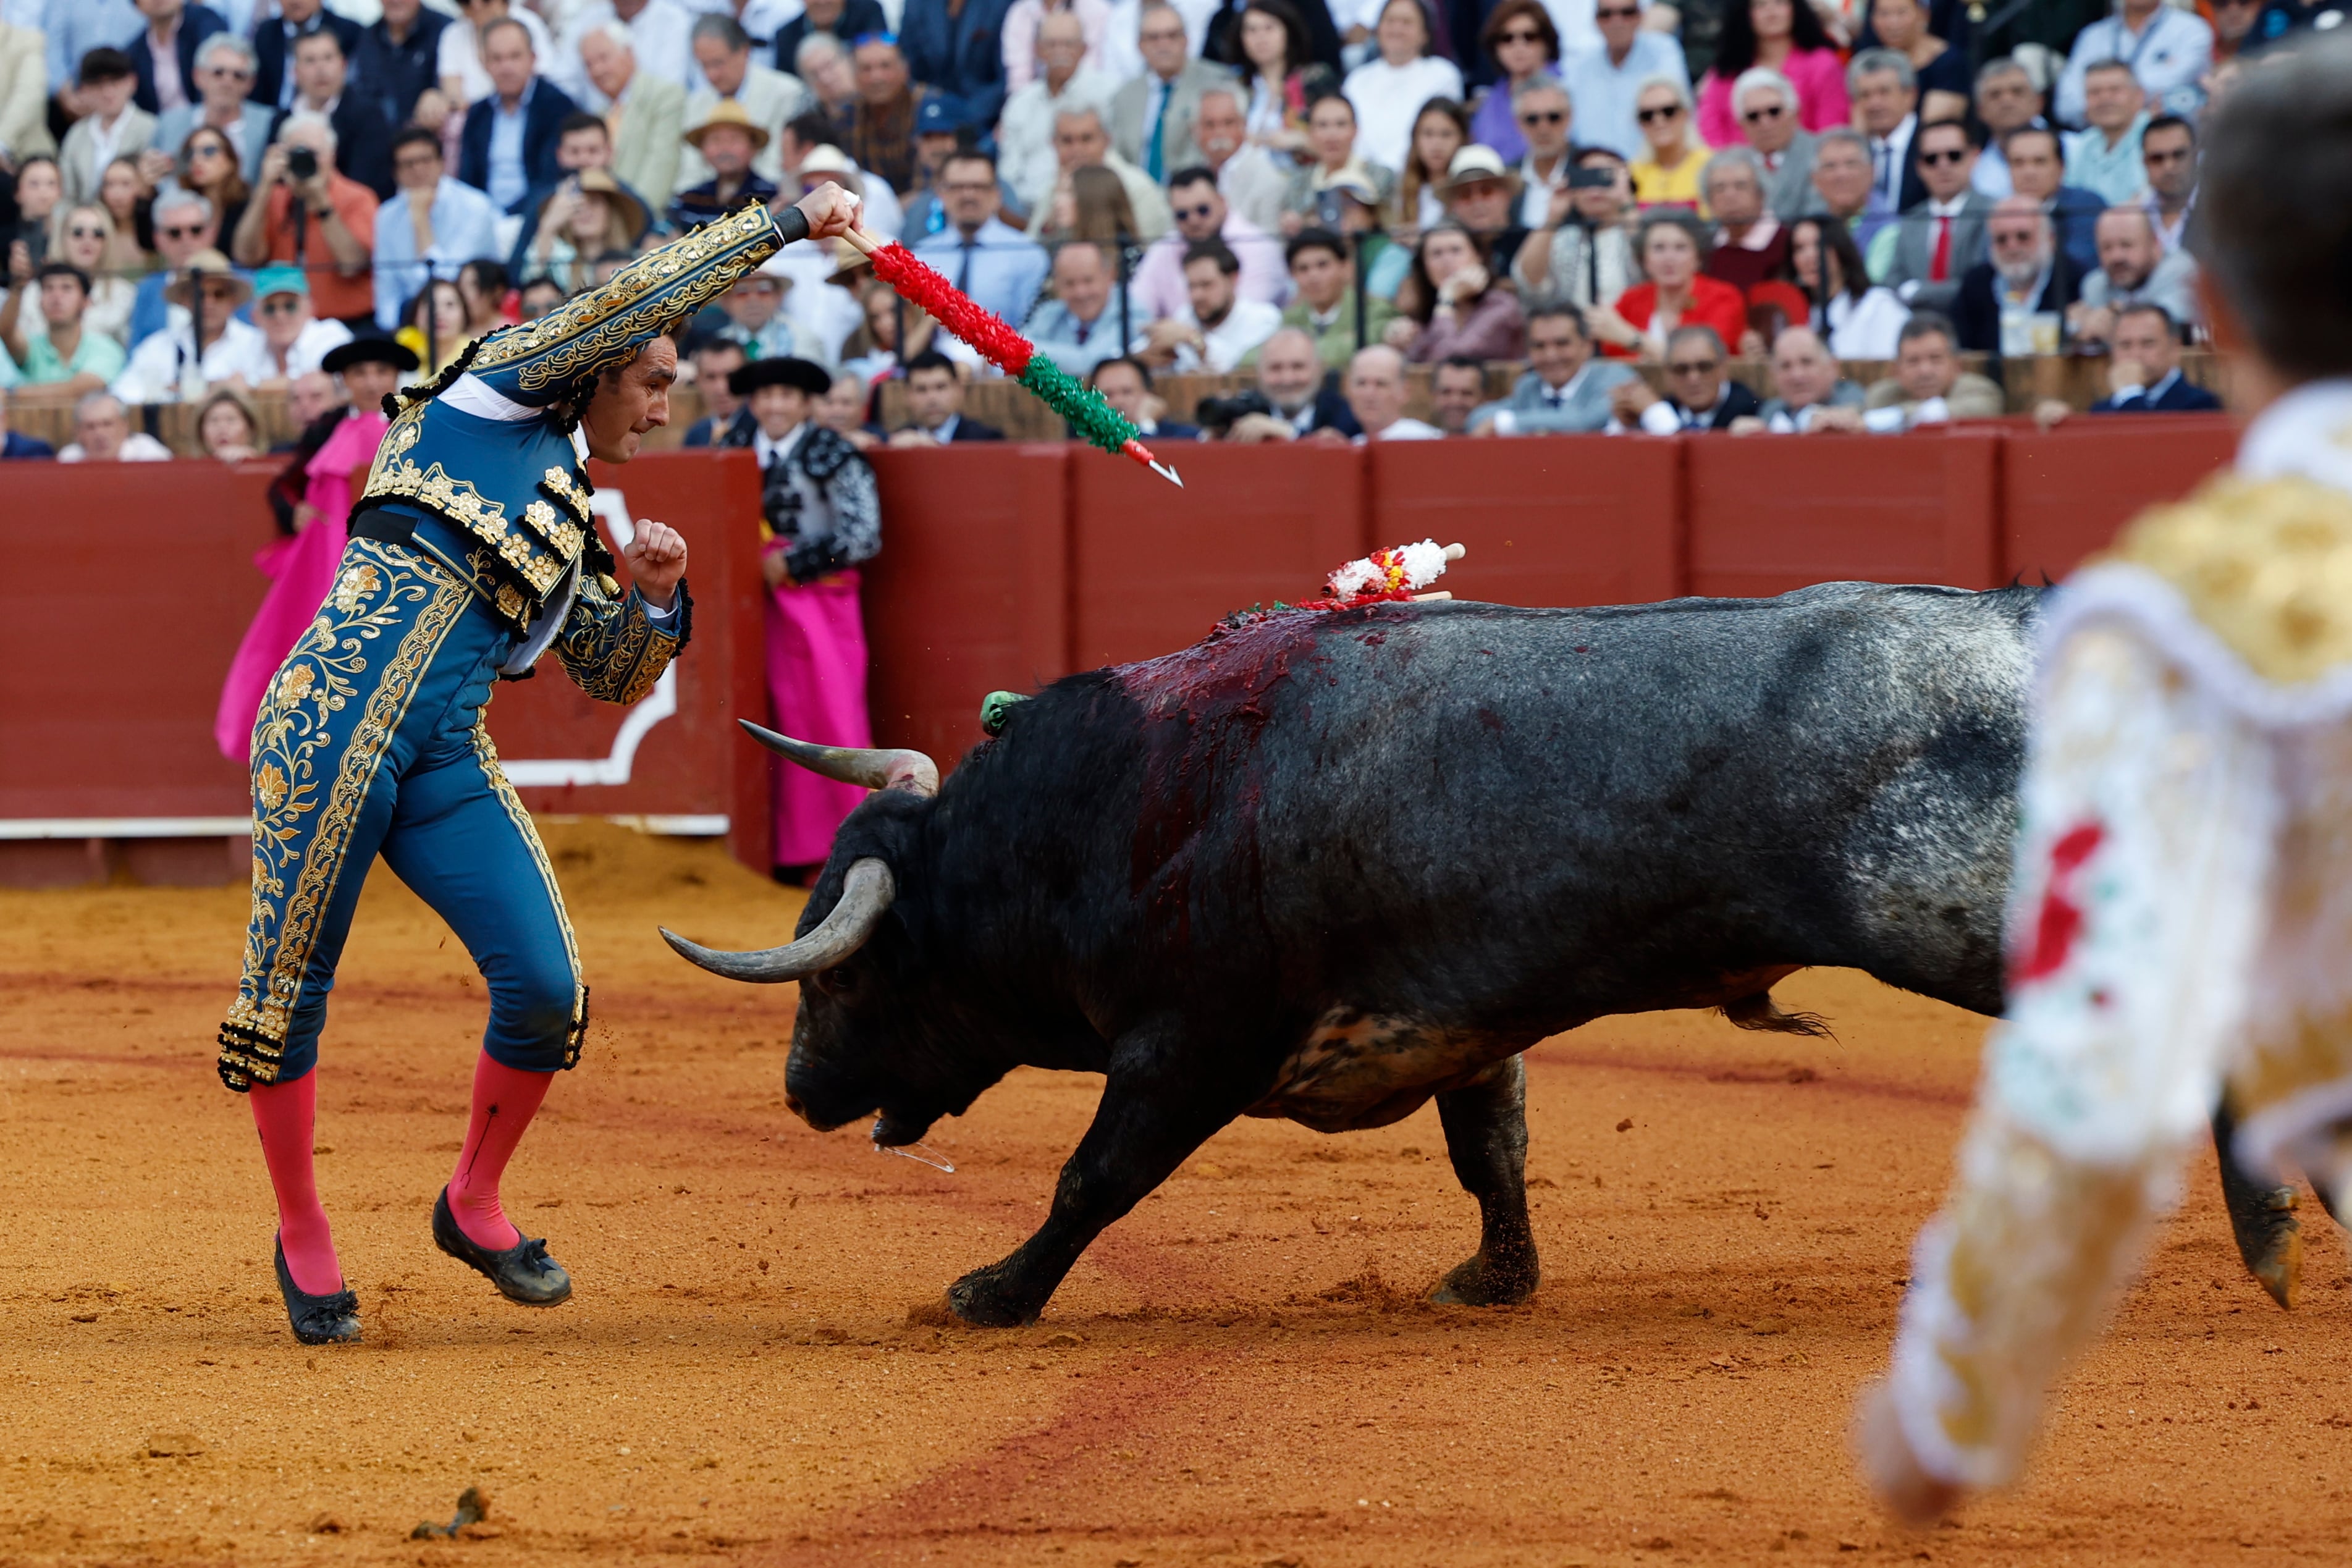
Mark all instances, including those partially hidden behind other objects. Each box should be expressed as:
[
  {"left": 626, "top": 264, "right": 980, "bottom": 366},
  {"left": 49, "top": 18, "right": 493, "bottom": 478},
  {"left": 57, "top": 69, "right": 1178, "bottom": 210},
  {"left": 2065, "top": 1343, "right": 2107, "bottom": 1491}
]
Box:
[
  {"left": 447, "top": 1053, "right": 554, "bottom": 1250},
  {"left": 250, "top": 1074, "right": 342, "bottom": 1294}
]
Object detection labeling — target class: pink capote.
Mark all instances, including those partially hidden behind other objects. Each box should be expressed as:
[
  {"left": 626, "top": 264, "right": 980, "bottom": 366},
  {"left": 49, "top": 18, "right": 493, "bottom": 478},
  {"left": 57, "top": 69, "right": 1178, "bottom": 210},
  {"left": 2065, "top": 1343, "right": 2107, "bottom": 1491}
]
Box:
[
  {"left": 765, "top": 570, "right": 872, "bottom": 867},
  {"left": 214, "top": 411, "right": 389, "bottom": 762}
]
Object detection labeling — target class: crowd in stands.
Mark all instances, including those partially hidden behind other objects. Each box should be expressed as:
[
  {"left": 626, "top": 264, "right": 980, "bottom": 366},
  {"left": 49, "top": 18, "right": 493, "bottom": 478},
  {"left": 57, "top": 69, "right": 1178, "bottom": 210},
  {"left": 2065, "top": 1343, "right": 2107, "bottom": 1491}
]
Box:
[{"left": 0, "top": 0, "right": 2303, "bottom": 468}]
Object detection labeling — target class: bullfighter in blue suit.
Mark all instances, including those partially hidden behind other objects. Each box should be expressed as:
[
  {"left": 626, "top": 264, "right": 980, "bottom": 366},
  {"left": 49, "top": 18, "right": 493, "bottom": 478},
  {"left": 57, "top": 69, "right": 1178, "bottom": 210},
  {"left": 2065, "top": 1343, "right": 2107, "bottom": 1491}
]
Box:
[{"left": 218, "top": 182, "right": 867, "bottom": 1347}]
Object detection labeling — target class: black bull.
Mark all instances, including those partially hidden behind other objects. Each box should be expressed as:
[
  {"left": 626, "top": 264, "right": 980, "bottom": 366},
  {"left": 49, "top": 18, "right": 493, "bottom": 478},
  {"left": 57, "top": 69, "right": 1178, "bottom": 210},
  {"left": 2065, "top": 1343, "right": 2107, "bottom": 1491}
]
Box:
[{"left": 666, "top": 583, "right": 2308, "bottom": 1326}]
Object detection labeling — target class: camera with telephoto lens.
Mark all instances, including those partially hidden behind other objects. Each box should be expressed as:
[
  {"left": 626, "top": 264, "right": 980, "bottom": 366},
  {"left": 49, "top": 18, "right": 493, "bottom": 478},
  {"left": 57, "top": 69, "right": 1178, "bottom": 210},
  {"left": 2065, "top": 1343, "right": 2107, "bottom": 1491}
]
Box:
[
  {"left": 286, "top": 146, "right": 319, "bottom": 182},
  {"left": 1194, "top": 389, "right": 1275, "bottom": 438}
]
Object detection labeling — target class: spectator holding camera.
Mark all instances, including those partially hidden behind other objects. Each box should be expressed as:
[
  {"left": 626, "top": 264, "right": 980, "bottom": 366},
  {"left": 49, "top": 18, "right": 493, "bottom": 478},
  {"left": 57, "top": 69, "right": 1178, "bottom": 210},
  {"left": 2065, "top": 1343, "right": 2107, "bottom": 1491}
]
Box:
[
  {"left": 1512, "top": 145, "right": 1635, "bottom": 314},
  {"left": 231, "top": 112, "right": 378, "bottom": 329},
  {"left": 1386, "top": 219, "right": 1525, "bottom": 362}
]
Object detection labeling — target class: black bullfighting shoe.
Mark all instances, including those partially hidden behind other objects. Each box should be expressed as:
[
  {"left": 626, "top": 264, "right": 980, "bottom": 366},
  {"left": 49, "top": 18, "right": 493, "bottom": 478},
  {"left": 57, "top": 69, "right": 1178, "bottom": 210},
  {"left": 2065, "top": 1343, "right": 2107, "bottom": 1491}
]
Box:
[
  {"left": 273, "top": 1236, "right": 361, "bottom": 1346},
  {"left": 431, "top": 1189, "right": 573, "bottom": 1307}
]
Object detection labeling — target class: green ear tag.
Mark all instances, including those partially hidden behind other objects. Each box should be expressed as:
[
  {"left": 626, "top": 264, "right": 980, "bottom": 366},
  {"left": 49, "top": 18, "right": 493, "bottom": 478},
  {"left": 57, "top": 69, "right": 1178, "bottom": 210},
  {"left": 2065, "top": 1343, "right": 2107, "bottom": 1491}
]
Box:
[{"left": 979, "top": 691, "right": 1030, "bottom": 736}]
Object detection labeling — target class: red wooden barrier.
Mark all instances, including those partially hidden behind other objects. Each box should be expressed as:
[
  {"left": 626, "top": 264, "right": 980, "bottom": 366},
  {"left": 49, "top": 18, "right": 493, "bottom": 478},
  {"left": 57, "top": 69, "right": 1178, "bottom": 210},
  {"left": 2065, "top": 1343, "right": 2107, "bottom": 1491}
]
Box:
[
  {"left": 1370, "top": 436, "right": 1683, "bottom": 607},
  {"left": 1069, "top": 440, "right": 1368, "bottom": 670},
  {"left": 2001, "top": 414, "right": 2239, "bottom": 583},
  {"left": 1, "top": 423, "right": 2245, "bottom": 885},
  {"left": 0, "top": 452, "right": 769, "bottom": 880},
  {"left": 1686, "top": 428, "right": 2005, "bottom": 597},
  {"left": 862, "top": 443, "right": 1071, "bottom": 769}
]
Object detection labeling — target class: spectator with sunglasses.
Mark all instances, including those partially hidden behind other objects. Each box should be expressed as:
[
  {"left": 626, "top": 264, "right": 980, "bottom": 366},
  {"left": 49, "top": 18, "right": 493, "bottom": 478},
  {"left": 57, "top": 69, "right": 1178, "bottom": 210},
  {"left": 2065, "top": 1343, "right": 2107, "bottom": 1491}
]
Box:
[
  {"left": 1133, "top": 166, "right": 1284, "bottom": 322},
  {"left": 1628, "top": 75, "right": 1705, "bottom": 211},
  {"left": 156, "top": 35, "right": 275, "bottom": 188},
  {"left": 1507, "top": 77, "right": 1575, "bottom": 230},
  {"left": 2137, "top": 113, "right": 2196, "bottom": 253},
  {"left": 236, "top": 266, "right": 352, "bottom": 390},
  {"left": 1470, "top": 0, "right": 1560, "bottom": 166},
  {"left": 169, "top": 124, "right": 254, "bottom": 245},
  {"left": 124, "top": 186, "right": 218, "bottom": 349},
  {"left": 1729, "top": 67, "right": 1816, "bottom": 221},
  {"left": 1606, "top": 322, "right": 1760, "bottom": 431},
  {"left": 1560, "top": 0, "right": 1688, "bottom": 162},
  {"left": 45, "top": 204, "right": 137, "bottom": 347},
  {"left": 1874, "top": 117, "right": 1992, "bottom": 317},
  {"left": 1696, "top": 0, "right": 1847, "bottom": 149}
]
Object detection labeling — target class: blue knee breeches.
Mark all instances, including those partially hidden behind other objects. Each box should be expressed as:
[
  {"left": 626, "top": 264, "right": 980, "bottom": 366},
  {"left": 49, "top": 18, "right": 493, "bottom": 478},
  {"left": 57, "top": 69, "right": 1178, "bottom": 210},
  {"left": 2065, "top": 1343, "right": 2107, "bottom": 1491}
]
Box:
[{"left": 217, "top": 529, "right": 586, "bottom": 1090}]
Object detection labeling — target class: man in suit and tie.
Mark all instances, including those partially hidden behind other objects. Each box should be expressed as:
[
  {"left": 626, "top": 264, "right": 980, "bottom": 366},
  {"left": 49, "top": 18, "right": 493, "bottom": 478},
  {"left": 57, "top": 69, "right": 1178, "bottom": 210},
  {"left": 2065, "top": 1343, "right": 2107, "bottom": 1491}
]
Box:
[
  {"left": 1109, "top": 1, "right": 1230, "bottom": 184},
  {"left": 129, "top": 0, "right": 227, "bottom": 119},
  {"left": 2081, "top": 303, "right": 2221, "bottom": 415},
  {"left": 460, "top": 19, "right": 583, "bottom": 214},
  {"left": 1733, "top": 67, "right": 1823, "bottom": 222},
  {"left": 1954, "top": 198, "right": 2080, "bottom": 355},
  {"left": 158, "top": 35, "right": 277, "bottom": 187},
  {"left": 249, "top": 0, "right": 365, "bottom": 114},
  {"left": 271, "top": 30, "right": 394, "bottom": 198},
  {"left": 1850, "top": 50, "right": 1924, "bottom": 218},
  {"left": 580, "top": 17, "right": 686, "bottom": 214},
  {"left": 1878, "top": 118, "right": 1995, "bottom": 316},
  {"left": 1609, "top": 325, "right": 1763, "bottom": 432},
  {"left": 887, "top": 349, "right": 1006, "bottom": 444},
  {"left": 1468, "top": 303, "right": 1637, "bottom": 435}
]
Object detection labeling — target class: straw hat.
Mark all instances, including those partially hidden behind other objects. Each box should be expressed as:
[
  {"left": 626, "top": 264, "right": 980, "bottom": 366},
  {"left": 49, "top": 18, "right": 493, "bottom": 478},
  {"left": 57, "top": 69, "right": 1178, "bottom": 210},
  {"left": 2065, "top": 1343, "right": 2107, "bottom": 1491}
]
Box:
[
  {"left": 164, "top": 250, "right": 253, "bottom": 308},
  {"left": 539, "top": 167, "right": 652, "bottom": 248},
  {"left": 683, "top": 99, "right": 771, "bottom": 151}
]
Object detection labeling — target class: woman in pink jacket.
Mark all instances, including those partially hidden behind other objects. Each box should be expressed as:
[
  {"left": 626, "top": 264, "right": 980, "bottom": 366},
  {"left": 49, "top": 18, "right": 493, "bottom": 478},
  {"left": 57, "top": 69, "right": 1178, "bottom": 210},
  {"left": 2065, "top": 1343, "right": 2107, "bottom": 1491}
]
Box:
[{"left": 1695, "top": 0, "right": 1849, "bottom": 148}]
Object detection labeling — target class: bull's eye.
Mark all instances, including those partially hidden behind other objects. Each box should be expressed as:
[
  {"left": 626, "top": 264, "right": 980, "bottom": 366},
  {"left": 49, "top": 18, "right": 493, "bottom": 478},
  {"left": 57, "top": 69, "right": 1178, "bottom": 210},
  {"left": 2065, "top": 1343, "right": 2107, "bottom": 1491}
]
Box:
[{"left": 809, "top": 966, "right": 857, "bottom": 999}]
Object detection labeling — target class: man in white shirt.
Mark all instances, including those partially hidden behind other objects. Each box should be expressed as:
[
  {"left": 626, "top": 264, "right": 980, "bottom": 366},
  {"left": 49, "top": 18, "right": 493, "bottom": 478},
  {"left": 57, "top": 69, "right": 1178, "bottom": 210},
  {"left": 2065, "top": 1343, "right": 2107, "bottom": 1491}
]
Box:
[
  {"left": 999, "top": 9, "right": 1117, "bottom": 213},
  {"left": 1130, "top": 165, "right": 1282, "bottom": 321},
  {"left": 1512, "top": 77, "right": 1575, "bottom": 229},
  {"left": 113, "top": 250, "right": 269, "bottom": 403},
  {"left": 1191, "top": 83, "right": 1287, "bottom": 235},
  {"left": 1135, "top": 238, "right": 1282, "bottom": 372},
  {"left": 2053, "top": 0, "right": 2211, "bottom": 128},
  {"left": 555, "top": 0, "right": 701, "bottom": 109},
  {"left": 1559, "top": 0, "right": 1689, "bottom": 161},
  {"left": 57, "top": 390, "right": 172, "bottom": 461},
  {"left": 1346, "top": 343, "right": 1441, "bottom": 440},
  {"left": 242, "top": 266, "right": 352, "bottom": 389}
]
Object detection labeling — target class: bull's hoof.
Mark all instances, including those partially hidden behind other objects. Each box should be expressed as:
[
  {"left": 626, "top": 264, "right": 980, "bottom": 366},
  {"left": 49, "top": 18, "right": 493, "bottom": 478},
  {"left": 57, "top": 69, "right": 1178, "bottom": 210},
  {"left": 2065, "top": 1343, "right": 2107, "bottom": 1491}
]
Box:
[
  {"left": 945, "top": 1268, "right": 1040, "bottom": 1328},
  {"left": 2226, "top": 1182, "right": 2304, "bottom": 1311},
  {"left": 1430, "top": 1250, "right": 1539, "bottom": 1307}
]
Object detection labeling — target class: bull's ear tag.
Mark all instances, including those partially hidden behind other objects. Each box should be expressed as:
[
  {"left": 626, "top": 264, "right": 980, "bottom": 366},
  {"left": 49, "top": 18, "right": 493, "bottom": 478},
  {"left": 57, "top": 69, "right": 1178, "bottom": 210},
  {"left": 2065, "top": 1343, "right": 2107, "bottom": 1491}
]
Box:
[{"left": 874, "top": 1128, "right": 956, "bottom": 1174}]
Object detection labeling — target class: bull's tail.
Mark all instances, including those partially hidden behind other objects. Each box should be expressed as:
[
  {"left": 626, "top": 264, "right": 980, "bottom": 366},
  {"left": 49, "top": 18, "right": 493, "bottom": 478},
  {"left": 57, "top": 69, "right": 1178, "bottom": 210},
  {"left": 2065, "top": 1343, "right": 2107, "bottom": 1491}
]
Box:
[{"left": 1721, "top": 990, "right": 1834, "bottom": 1039}]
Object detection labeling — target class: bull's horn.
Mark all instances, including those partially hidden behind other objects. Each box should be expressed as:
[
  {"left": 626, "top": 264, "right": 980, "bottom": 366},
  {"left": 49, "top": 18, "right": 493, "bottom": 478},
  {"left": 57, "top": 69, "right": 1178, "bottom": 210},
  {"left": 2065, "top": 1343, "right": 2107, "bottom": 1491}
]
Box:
[
  {"left": 740, "top": 722, "right": 939, "bottom": 798},
  {"left": 660, "top": 858, "right": 896, "bottom": 983}
]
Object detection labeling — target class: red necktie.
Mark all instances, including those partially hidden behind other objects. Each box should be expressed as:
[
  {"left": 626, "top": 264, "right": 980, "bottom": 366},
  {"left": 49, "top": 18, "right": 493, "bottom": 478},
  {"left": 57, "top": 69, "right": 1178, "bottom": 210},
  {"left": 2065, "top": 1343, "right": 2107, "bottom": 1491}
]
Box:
[{"left": 1929, "top": 214, "right": 1952, "bottom": 283}]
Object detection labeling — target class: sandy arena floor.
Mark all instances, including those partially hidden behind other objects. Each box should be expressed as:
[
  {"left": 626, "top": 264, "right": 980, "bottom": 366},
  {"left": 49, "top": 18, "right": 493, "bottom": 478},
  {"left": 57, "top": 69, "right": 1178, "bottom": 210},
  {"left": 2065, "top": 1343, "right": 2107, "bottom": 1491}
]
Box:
[{"left": 4, "top": 822, "right": 2351, "bottom": 1567}]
